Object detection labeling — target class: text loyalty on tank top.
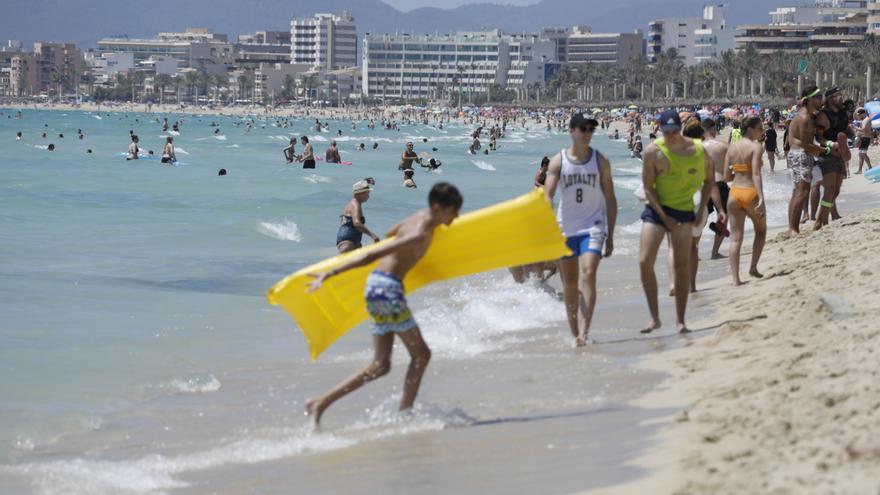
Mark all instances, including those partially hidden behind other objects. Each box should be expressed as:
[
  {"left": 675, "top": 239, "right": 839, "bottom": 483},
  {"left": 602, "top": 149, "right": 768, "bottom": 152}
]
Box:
[{"left": 556, "top": 148, "right": 606, "bottom": 237}]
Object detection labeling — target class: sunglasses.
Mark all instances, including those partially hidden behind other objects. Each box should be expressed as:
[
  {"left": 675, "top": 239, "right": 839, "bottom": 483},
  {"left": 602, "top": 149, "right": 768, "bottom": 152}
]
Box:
[{"left": 579, "top": 125, "right": 596, "bottom": 133}]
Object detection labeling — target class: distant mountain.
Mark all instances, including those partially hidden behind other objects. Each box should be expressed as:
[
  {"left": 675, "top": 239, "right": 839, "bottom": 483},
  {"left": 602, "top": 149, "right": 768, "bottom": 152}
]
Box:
[{"left": 1, "top": 0, "right": 792, "bottom": 49}]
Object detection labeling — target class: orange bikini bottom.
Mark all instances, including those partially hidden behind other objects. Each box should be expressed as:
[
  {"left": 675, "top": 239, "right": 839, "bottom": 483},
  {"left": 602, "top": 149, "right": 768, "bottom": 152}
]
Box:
[{"left": 730, "top": 187, "right": 758, "bottom": 210}]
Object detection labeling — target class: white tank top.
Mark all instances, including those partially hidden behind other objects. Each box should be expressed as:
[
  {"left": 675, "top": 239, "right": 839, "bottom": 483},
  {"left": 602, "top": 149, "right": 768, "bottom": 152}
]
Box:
[{"left": 556, "top": 148, "right": 607, "bottom": 237}]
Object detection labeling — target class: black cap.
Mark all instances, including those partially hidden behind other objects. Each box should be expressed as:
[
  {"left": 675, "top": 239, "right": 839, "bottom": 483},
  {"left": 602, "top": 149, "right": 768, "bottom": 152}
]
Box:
[
  {"left": 824, "top": 86, "right": 842, "bottom": 98},
  {"left": 569, "top": 113, "right": 599, "bottom": 129},
  {"left": 658, "top": 109, "right": 682, "bottom": 133}
]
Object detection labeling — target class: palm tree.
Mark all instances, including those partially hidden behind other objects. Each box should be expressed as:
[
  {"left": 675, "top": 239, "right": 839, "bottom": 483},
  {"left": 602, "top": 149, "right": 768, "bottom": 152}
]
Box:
[
  {"left": 183, "top": 71, "right": 198, "bottom": 104},
  {"left": 80, "top": 71, "right": 94, "bottom": 99},
  {"left": 212, "top": 74, "right": 228, "bottom": 103},
  {"left": 237, "top": 74, "right": 248, "bottom": 102},
  {"left": 155, "top": 73, "right": 172, "bottom": 105}
]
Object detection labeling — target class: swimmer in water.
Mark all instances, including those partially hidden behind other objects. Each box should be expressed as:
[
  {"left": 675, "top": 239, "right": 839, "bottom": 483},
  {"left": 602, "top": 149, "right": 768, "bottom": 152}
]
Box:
[
  {"left": 283, "top": 137, "right": 297, "bottom": 163},
  {"left": 127, "top": 135, "right": 139, "bottom": 160},
  {"left": 161, "top": 137, "right": 176, "bottom": 164},
  {"left": 403, "top": 169, "right": 417, "bottom": 188}
]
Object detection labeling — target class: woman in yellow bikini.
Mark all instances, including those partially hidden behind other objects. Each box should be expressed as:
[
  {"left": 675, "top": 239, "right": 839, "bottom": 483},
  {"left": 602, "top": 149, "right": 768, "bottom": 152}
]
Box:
[{"left": 723, "top": 116, "right": 767, "bottom": 286}]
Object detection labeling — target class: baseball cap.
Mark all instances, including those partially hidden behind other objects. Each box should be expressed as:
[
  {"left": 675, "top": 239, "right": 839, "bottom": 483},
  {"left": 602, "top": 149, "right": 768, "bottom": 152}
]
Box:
[
  {"left": 352, "top": 179, "right": 373, "bottom": 194},
  {"left": 569, "top": 113, "right": 599, "bottom": 129},
  {"left": 824, "top": 86, "right": 842, "bottom": 98},
  {"left": 658, "top": 109, "right": 682, "bottom": 133}
]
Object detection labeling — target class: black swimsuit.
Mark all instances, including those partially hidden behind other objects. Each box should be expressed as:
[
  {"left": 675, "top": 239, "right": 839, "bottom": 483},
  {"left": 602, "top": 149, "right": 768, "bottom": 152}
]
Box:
[{"left": 336, "top": 213, "right": 365, "bottom": 246}]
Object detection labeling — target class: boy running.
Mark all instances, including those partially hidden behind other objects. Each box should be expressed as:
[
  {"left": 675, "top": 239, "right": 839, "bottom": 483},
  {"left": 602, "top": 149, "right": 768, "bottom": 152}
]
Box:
[{"left": 305, "top": 183, "right": 463, "bottom": 428}]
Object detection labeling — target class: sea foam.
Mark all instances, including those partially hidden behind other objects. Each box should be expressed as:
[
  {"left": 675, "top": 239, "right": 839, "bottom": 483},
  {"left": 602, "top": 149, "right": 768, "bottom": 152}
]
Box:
[{"left": 257, "top": 220, "right": 302, "bottom": 242}]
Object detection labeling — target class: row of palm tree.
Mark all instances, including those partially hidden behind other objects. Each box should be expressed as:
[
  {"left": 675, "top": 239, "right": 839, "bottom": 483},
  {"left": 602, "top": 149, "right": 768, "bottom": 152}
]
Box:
[
  {"left": 540, "top": 35, "right": 880, "bottom": 106},
  {"left": 86, "top": 68, "right": 331, "bottom": 105}
]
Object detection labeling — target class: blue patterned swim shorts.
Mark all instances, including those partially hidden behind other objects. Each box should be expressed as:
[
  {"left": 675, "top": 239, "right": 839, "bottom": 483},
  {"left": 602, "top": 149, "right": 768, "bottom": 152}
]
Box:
[{"left": 364, "top": 271, "right": 416, "bottom": 335}]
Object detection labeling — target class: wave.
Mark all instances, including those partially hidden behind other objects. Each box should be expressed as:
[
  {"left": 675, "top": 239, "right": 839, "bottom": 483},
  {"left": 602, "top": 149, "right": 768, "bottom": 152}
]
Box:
[
  {"left": 472, "top": 160, "right": 496, "bottom": 171},
  {"left": 413, "top": 274, "right": 565, "bottom": 359},
  {"left": 213, "top": 135, "right": 227, "bottom": 141},
  {"left": 301, "top": 174, "right": 332, "bottom": 184},
  {"left": 614, "top": 177, "right": 643, "bottom": 192},
  {"left": 166, "top": 374, "right": 221, "bottom": 394},
  {"left": 3, "top": 402, "right": 472, "bottom": 495},
  {"left": 257, "top": 220, "right": 302, "bottom": 242}
]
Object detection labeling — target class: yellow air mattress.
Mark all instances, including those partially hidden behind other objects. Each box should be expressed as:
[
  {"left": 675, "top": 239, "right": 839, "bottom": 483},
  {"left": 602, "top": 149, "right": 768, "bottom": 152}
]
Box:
[{"left": 267, "top": 188, "right": 571, "bottom": 360}]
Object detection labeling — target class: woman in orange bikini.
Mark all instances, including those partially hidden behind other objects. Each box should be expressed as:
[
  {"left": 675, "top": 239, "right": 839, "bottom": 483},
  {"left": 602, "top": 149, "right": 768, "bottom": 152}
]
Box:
[{"left": 723, "top": 116, "right": 767, "bottom": 286}]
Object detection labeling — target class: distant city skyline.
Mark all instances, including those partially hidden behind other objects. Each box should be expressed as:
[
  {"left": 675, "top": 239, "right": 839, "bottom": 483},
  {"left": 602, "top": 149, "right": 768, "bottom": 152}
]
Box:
[{"left": 381, "top": 0, "right": 537, "bottom": 11}]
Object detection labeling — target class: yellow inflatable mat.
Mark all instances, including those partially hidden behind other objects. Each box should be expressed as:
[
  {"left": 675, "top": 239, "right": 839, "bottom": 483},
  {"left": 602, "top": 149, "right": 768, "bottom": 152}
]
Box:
[{"left": 267, "top": 188, "right": 571, "bottom": 360}]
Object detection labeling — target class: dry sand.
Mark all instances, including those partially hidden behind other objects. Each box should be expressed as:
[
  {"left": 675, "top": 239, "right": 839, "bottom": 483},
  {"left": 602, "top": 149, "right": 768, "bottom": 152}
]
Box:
[{"left": 586, "top": 174, "right": 880, "bottom": 494}]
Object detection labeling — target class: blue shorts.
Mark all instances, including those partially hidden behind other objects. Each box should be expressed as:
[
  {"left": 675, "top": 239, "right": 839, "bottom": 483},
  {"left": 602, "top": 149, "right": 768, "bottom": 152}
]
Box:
[
  {"left": 563, "top": 232, "right": 605, "bottom": 259},
  {"left": 364, "top": 271, "right": 416, "bottom": 335},
  {"left": 640, "top": 205, "right": 696, "bottom": 229}
]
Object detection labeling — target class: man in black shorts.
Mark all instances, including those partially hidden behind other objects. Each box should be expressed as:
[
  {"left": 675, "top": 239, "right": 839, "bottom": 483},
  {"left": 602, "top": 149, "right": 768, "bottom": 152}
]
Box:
[
  {"left": 301, "top": 136, "right": 315, "bottom": 169},
  {"left": 856, "top": 108, "right": 873, "bottom": 174},
  {"left": 764, "top": 120, "right": 778, "bottom": 173}
]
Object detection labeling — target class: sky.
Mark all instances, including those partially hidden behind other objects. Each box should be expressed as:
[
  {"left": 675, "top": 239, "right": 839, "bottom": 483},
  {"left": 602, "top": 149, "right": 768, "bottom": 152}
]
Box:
[{"left": 382, "top": 0, "right": 537, "bottom": 11}]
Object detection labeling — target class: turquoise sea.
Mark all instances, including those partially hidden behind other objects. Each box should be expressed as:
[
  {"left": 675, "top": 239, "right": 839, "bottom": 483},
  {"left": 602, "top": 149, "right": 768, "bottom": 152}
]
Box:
[{"left": 0, "top": 108, "right": 797, "bottom": 494}]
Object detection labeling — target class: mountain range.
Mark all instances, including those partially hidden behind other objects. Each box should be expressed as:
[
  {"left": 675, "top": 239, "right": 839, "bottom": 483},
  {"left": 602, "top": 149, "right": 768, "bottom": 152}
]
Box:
[{"left": 2, "top": 0, "right": 793, "bottom": 49}]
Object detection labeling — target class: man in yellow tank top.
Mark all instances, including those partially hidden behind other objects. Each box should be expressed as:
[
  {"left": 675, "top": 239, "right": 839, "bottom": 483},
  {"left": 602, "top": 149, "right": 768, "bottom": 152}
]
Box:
[{"left": 638, "top": 110, "right": 714, "bottom": 335}]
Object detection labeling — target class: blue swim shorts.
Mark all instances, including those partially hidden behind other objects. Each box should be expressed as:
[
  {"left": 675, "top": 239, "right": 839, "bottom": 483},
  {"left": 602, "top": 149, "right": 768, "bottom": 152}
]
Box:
[
  {"left": 364, "top": 270, "right": 416, "bottom": 335},
  {"left": 563, "top": 232, "right": 605, "bottom": 259}
]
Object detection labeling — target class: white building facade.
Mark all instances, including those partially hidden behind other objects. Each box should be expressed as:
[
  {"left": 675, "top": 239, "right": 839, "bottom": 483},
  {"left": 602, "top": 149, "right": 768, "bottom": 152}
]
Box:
[
  {"left": 648, "top": 4, "right": 733, "bottom": 65},
  {"left": 564, "top": 27, "right": 645, "bottom": 66},
  {"left": 290, "top": 12, "right": 357, "bottom": 70},
  {"left": 361, "top": 30, "right": 556, "bottom": 101}
]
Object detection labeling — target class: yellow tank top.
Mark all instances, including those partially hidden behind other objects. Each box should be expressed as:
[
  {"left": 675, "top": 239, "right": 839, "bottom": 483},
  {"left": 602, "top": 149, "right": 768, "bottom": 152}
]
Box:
[
  {"left": 653, "top": 137, "right": 705, "bottom": 211},
  {"left": 730, "top": 128, "right": 742, "bottom": 143}
]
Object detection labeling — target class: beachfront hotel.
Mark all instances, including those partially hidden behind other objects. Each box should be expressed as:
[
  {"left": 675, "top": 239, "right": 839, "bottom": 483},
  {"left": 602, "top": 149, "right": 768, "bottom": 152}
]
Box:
[
  {"left": 290, "top": 12, "right": 358, "bottom": 71},
  {"left": 361, "top": 30, "right": 556, "bottom": 102},
  {"left": 539, "top": 26, "right": 645, "bottom": 68},
  {"left": 735, "top": 0, "right": 869, "bottom": 54},
  {"left": 871, "top": 1, "right": 880, "bottom": 33},
  {"left": 96, "top": 28, "right": 234, "bottom": 74},
  {"left": 648, "top": 4, "right": 733, "bottom": 65}
]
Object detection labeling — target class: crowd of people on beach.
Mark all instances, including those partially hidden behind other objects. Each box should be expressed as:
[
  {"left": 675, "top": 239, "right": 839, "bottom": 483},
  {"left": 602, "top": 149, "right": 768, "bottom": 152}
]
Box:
[
  {"left": 6, "top": 87, "right": 877, "bottom": 429},
  {"left": 308, "top": 85, "right": 876, "bottom": 428}
]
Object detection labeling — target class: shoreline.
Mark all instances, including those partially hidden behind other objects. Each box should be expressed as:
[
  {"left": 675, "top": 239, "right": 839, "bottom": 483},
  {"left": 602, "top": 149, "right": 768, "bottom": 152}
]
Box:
[{"left": 586, "top": 175, "right": 880, "bottom": 494}]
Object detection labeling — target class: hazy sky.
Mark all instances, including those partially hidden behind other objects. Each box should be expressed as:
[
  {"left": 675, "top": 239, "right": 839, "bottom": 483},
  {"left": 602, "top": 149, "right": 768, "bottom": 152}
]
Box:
[{"left": 382, "top": 0, "right": 537, "bottom": 11}]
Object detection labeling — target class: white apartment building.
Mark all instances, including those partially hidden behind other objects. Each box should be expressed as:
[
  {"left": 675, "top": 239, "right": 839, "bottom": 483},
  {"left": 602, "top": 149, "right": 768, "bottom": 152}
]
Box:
[
  {"left": 648, "top": 4, "right": 733, "bottom": 65},
  {"left": 253, "top": 62, "right": 311, "bottom": 101},
  {"left": 85, "top": 52, "right": 135, "bottom": 85},
  {"left": 361, "top": 30, "right": 555, "bottom": 101},
  {"left": 290, "top": 12, "right": 357, "bottom": 70},
  {"left": 871, "top": 2, "right": 880, "bottom": 34},
  {"left": 96, "top": 29, "right": 233, "bottom": 74},
  {"left": 736, "top": 0, "right": 869, "bottom": 54},
  {"left": 564, "top": 27, "right": 645, "bottom": 66}
]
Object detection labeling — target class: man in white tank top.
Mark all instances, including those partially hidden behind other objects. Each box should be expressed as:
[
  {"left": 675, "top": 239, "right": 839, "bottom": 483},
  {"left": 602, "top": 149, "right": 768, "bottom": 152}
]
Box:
[{"left": 544, "top": 113, "right": 618, "bottom": 346}]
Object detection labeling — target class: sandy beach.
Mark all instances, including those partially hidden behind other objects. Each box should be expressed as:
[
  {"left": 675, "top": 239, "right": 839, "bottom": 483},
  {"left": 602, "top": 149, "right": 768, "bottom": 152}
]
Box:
[{"left": 588, "top": 173, "right": 880, "bottom": 494}]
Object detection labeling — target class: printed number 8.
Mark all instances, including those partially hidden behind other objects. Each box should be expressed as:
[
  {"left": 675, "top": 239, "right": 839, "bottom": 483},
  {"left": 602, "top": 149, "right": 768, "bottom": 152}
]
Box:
[{"left": 576, "top": 188, "right": 583, "bottom": 203}]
